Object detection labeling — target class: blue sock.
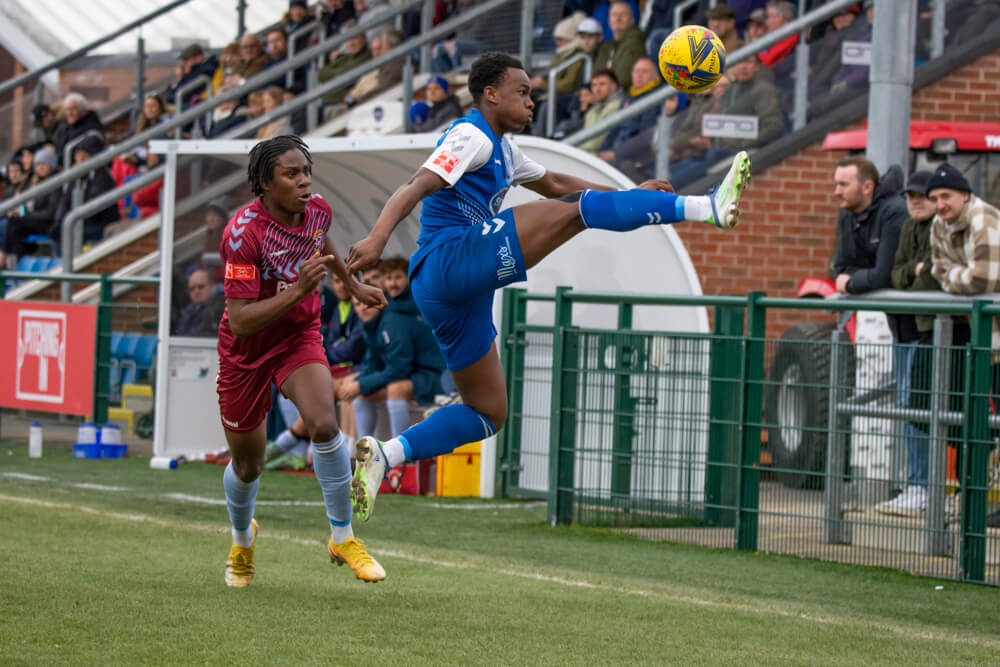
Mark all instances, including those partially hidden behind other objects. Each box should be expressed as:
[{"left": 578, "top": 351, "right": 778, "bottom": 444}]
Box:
[
  {"left": 312, "top": 432, "right": 353, "bottom": 531},
  {"left": 386, "top": 398, "right": 410, "bottom": 437},
  {"left": 353, "top": 397, "right": 376, "bottom": 437},
  {"left": 400, "top": 404, "right": 495, "bottom": 460},
  {"left": 223, "top": 461, "right": 259, "bottom": 532},
  {"left": 578, "top": 189, "right": 686, "bottom": 231}
]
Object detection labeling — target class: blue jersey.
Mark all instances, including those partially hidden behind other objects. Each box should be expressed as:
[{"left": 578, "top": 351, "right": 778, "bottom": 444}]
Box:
[{"left": 410, "top": 109, "right": 544, "bottom": 277}]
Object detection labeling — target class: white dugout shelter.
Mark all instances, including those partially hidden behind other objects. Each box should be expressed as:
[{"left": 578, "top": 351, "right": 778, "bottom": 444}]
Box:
[{"left": 148, "top": 136, "right": 709, "bottom": 497}]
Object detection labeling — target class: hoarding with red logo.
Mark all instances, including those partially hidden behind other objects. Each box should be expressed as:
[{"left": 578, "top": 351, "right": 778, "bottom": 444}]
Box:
[{"left": 0, "top": 301, "right": 97, "bottom": 415}]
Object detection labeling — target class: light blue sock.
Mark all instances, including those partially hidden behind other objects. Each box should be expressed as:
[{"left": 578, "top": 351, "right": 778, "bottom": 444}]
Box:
[
  {"left": 312, "top": 432, "right": 353, "bottom": 538},
  {"left": 578, "top": 188, "right": 686, "bottom": 231},
  {"left": 354, "top": 397, "right": 377, "bottom": 438},
  {"left": 386, "top": 398, "right": 411, "bottom": 437},
  {"left": 399, "top": 404, "right": 495, "bottom": 461},
  {"left": 223, "top": 461, "right": 259, "bottom": 532},
  {"left": 274, "top": 429, "right": 299, "bottom": 453}
]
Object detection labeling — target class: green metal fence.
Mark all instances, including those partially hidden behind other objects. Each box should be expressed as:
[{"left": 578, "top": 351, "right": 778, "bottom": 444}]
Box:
[
  {"left": 499, "top": 287, "right": 1000, "bottom": 586},
  {"left": 1, "top": 271, "right": 160, "bottom": 425}
]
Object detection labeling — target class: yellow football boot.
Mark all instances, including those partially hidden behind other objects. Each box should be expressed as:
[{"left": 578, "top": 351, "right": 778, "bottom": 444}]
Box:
[
  {"left": 224, "top": 518, "right": 258, "bottom": 588},
  {"left": 328, "top": 536, "right": 386, "bottom": 582}
]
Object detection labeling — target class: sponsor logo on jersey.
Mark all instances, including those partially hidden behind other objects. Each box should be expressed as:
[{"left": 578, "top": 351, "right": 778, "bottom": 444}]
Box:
[
  {"left": 433, "top": 150, "right": 460, "bottom": 174},
  {"left": 277, "top": 280, "right": 293, "bottom": 293},
  {"left": 221, "top": 415, "right": 240, "bottom": 429},
  {"left": 225, "top": 263, "right": 257, "bottom": 280}
]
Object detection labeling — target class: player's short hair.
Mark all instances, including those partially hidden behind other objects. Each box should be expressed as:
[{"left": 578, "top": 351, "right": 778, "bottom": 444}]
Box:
[
  {"left": 468, "top": 52, "right": 525, "bottom": 103},
  {"left": 380, "top": 255, "right": 409, "bottom": 275},
  {"left": 837, "top": 155, "right": 880, "bottom": 189},
  {"left": 247, "top": 135, "right": 312, "bottom": 197}
]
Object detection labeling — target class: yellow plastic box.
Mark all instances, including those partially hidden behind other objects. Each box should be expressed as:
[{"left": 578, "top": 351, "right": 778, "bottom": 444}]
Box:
[
  {"left": 435, "top": 441, "right": 481, "bottom": 497},
  {"left": 122, "top": 384, "right": 154, "bottom": 414},
  {"left": 106, "top": 407, "right": 134, "bottom": 436}
]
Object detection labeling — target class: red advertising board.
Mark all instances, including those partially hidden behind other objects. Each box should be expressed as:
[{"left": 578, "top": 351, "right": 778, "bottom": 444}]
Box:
[{"left": 0, "top": 300, "right": 97, "bottom": 415}]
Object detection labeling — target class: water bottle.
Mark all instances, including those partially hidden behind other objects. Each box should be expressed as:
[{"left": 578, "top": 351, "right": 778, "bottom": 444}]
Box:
[
  {"left": 149, "top": 456, "right": 178, "bottom": 470},
  {"left": 28, "top": 422, "right": 42, "bottom": 458}
]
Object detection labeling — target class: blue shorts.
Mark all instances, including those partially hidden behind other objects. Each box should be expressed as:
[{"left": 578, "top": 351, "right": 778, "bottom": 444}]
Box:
[{"left": 411, "top": 209, "right": 527, "bottom": 371}]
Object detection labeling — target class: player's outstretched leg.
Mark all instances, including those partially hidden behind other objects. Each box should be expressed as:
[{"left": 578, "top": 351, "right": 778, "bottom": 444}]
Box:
[{"left": 577, "top": 151, "right": 751, "bottom": 231}]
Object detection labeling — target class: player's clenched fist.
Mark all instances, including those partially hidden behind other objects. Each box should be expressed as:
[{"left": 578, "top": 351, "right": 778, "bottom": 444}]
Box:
[
  {"left": 346, "top": 234, "right": 386, "bottom": 274},
  {"left": 350, "top": 280, "right": 387, "bottom": 309},
  {"left": 296, "top": 255, "right": 330, "bottom": 295}
]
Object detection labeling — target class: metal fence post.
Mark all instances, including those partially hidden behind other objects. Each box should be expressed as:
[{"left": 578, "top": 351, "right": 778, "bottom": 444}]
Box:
[
  {"left": 926, "top": 314, "right": 953, "bottom": 556},
  {"left": 960, "top": 299, "right": 991, "bottom": 582},
  {"left": 547, "top": 286, "right": 577, "bottom": 526},
  {"left": 92, "top": 274, "right": 113, "bottom": 426},
  {"left": 610, "top": 302, "right": 635, "bottom": 510},
  {"left": 735, "top": 292, "right": 764, "bottom": 551},
  {"left": 824, "top": 323, "right": 852, "bottom": 544},
  {"left": 520, "top": 0, "right": 535, "bottom": 70},
  {"left": 402, "top": 57, "right": 414, "bottom": 133},
  {"left": 500, "top": 288, "right": 527, "bottom": 496},
  {"left": 135, "top": 35, "right": 146, "bottom": 127},
  {"left": 236, "top": 0, "right": 248, "bottom": 39},
  {"left": 420, "top": 0, "right": 434, "bottom": 73},
  {"left": 705, "top": 304, "right": 744, "bottom": 527}
]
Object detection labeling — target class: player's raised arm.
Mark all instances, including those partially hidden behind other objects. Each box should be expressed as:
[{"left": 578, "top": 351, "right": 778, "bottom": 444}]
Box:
[{"left": 347, "top": 168, "right": 447, "bottom": 273}]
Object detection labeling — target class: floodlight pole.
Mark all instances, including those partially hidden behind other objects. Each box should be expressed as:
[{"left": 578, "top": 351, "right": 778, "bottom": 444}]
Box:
[{"left": 866, "top": 0, "right": 917, "bottom": 174}]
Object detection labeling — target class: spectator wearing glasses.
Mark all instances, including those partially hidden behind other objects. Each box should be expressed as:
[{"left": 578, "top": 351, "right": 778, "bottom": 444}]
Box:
[{"left": 175, "top": 268, "right": 225, "bottom": 337}]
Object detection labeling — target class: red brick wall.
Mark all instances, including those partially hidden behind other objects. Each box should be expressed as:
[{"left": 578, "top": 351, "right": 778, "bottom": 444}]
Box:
[{"left": 673, "top": 48, "right": 1000, "bottom": 338}]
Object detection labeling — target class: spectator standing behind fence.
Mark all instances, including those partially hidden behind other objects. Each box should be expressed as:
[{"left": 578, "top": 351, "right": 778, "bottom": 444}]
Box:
[
  {"left": 54, "top": 93, "right": 104, "bottom": 167},
  {"left": 264, "top": 28, "right": 307, "bottom": 96},
  {"left": 877, "top": 170, "right": 938, "bottom": 516},
  {"left": 745, "top": 7, "right": 768, "bottom": 41},
  {"left": 29, "top": 104, "right": 64, "bottom": 150},
  {"left": 285, "top": 0, "right": 317, "bottom": 53},
  {"left": 925, "top": 163, "right": 1000, "bottom": 527},
  {"left": 927, "top": 170, "right": 1000, "bottom": 399},
  {"left": 593, "top": 1, "right": 646, "bottom": 91},
  {"left": 831, "top": 156, "right": 907, "bottom": 294}
]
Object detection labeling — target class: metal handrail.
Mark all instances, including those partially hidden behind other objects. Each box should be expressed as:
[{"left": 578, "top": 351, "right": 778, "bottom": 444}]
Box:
[
  {"left": 545, "top": 53, "right": 592, "bottom": 138},
  {"left": 286, "top": 22, "right": 323, "bottom": 89},
  {"left": 175, "top": 74, "right": 214, "bottom": 134},
  {"left": 0, "top": 0, "right": 427, "bottom": 217},
  {"left": 673, "top": 0, "right": 718, "bottom": 30},
  {"left": 0, "top": 0, "right": 192, "bottom": 98},
  {"left": 567, "top": 0, "right": 861, "bottom": 148}
]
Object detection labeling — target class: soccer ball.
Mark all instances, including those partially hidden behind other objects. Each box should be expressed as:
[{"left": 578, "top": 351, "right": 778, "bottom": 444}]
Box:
[{"left": 658, "top": 25, "right": 726, "bottom": 94}]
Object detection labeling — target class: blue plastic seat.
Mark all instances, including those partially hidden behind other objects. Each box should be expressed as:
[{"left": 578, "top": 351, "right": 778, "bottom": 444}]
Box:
[
  {"left": 16, "top": 256, "right": 40, "bottom": 273},
  {"left": 133, "top": 335, "right": 158, "bottom": 370}
]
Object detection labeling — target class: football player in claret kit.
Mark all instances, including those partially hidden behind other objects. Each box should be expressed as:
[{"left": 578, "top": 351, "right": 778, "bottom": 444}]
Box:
[
  {"left": 217, "top": 135, "right": 388, "bottom": 586},
  {"left": 345, "top": 52, "right": 752, "bottom": 521}
]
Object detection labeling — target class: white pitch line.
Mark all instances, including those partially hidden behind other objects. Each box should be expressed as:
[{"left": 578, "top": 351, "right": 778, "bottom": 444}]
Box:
[
  {"left": 1, "top": 491, "right": 997, "bottom": 651},
  {"left": 72, "top": 483, "right": 130, "bottom": 492},
  {"left": 2, "top": 472, "right": 51, "bottom": 481},
  {"left": 162, "top": 493, "right": 325, "bottom": 507},
  {"left": 425, "top": 502, "right": 542, "bottom": 510}
]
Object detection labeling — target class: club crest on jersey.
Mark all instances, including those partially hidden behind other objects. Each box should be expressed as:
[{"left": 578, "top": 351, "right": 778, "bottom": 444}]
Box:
[
  {"left": 225, "top": 263, "right": 256, "bottom": 280},
  {"left": 489, "top": 187, "right": 509, "bottom": 215}
]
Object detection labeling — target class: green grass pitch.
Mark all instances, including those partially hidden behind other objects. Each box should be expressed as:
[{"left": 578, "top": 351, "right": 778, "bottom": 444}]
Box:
[{"left": 2, "top": 448, "right": 999, "bottom": 665}]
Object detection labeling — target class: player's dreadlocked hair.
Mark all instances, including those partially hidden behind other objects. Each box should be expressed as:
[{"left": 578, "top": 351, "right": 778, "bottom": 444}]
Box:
[
  {"left": 247, "top": 135, "right": 312, "bottom": 198},
  {"left": 468, "top": 52, "right": 524, "bottom": 103}
]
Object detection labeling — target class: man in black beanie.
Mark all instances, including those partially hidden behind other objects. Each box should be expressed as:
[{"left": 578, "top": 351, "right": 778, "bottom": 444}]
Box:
[{"left": 926, "top": 162, "right": 1000, "bottom": 528}]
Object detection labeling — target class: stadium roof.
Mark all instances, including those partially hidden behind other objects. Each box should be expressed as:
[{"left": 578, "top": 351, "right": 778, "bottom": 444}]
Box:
[{"left": 0, "top": 0, "right": 288, "bottom": 71}]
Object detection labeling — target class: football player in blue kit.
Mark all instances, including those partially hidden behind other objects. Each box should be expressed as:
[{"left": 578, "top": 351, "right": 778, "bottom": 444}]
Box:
[{"left": 345, "top": 52, "right": 750, "bottom": 520}]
